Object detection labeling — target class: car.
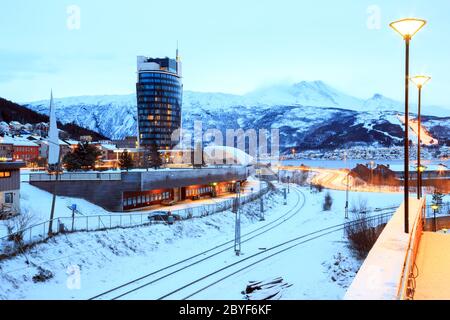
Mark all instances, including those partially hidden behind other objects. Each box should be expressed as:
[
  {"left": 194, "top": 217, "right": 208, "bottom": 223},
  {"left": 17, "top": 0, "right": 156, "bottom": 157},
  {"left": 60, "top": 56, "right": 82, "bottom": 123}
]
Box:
[
  {"left": 147, "top": 211, "right": 181, "bottom": 223},
  {"left": 161, "top": 199, "right": 177, "bottom": 206}
]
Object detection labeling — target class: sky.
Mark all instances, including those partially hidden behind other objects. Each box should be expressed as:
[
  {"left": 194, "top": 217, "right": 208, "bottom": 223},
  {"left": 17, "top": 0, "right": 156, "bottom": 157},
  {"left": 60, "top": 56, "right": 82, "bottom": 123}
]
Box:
[{"left": 0, "top": 0, "right": 449, "bottom": 107}]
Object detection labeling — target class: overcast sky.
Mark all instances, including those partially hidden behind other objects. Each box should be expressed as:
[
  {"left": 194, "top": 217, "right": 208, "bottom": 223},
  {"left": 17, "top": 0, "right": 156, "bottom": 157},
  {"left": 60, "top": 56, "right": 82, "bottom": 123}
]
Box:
[{"left": 1, "top": 0, "right": 449, "bottom": 107}]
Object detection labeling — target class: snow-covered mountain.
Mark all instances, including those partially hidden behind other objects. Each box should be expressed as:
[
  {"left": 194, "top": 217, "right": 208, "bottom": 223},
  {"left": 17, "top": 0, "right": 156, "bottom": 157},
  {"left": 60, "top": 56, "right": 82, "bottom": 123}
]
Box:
[{"left": 24, "top": 81, "right": 450, "bottom": 151}]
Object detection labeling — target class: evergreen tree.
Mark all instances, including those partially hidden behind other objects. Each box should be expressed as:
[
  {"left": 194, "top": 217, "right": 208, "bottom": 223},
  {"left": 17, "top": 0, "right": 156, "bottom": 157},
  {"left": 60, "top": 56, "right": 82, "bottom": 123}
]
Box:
[
  {"left": 62, "top": 142, "right": 101, "bottom": 171},
  {"left": 323, "top": 192, "right": 333, "bottom": 211},
  {"left": 432, "top": 190, "right": 444, "bottom": 206},
  {"left": 148, "top": 143, "right": 162, "bottom": 169},
  {"left": 119, "top": 150, "right": 134, "bottom": 171}
]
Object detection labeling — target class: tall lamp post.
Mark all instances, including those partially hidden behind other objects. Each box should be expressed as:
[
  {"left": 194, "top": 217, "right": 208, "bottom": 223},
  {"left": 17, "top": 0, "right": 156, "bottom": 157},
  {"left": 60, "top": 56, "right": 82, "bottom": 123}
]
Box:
[
  {"left": 431, "top": 203, "right": 439, "bottom": 232},
  {"left": 411, "top": 75, "right": 431, "bottom": 199},
  {"left": 390, "top": 18, "right": 427, "bottom": 233}
]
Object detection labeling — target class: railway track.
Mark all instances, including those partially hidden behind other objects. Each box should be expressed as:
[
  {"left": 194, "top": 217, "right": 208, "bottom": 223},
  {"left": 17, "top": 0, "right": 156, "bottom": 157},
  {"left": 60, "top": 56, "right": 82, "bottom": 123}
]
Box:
[
  {"left": 89, "top": 186, "right": 306, "bottom": 300},
  {"left": 157, "top": 210, "right": 395, "bottom": 300}
]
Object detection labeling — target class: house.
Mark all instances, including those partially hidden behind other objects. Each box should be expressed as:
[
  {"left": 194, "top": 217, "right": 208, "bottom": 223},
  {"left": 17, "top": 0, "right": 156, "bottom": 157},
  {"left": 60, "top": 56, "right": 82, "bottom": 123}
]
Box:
[
  {"left": 350, "top": 163, "right": 399, "bottom": 186},
  {"left": 35, "top": 138, "right": 72, "bottom": 162},
  {"left": 34, "top": 122, "right": 49, "bottom": 136},
  {"left": 13, "top": 141, "right": 40, "bottom": 163},
  {"left": 0, "top": 161, "right": 25, "bottom": 216},
  {"left": 0, "top": 135, "right": 40, "bottom": 164},
  {"left": 0, "top": 141, "right": 13, "bottom": 160},
  {"left": 9, "top": 121, "right": 22, "bottom": 132},
  {"left": 80, "top": 135, "right": 93, "bottom": 143},
  {"left": 112, "top": 136, "right": 138, "bottom": 149},
  {"left": 0, "top": 121, "right": 10, "bottom": 134}
]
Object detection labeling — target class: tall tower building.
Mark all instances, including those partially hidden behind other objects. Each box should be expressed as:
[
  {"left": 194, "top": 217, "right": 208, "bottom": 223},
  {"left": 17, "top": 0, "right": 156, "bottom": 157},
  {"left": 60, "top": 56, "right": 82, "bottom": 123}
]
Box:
[{"left": 136, "top": 52, "right": 182, "bottom": 150}]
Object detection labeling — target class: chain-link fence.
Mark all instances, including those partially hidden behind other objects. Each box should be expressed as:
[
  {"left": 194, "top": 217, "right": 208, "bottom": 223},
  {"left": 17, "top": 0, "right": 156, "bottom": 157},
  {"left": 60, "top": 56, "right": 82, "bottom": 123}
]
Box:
[{"left": 0, "top": 184, "right": 270, "bottom": 256}]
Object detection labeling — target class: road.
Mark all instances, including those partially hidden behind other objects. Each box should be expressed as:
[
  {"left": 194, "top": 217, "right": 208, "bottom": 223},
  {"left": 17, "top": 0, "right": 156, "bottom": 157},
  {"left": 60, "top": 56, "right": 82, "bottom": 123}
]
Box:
[{"left": 279, "top": 165, "right": 401, "bottom": 194}]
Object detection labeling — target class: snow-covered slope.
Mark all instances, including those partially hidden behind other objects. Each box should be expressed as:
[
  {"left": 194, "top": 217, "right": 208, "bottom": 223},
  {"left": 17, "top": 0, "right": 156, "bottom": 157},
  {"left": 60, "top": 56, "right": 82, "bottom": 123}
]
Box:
[{"left": 23, "top": 81, "right": 450, "bottom": 150}]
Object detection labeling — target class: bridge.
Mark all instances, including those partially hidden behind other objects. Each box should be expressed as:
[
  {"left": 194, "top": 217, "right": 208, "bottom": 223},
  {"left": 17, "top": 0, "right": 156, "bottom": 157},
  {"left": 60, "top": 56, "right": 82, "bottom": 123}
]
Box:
[{"left": 345, "top": 197, "right": 450, "bottom": 300}]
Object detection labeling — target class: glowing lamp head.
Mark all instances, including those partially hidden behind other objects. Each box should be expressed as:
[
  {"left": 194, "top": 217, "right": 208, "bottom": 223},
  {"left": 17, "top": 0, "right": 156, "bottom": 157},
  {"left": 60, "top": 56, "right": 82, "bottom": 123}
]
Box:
[
  {"left": 417, "top": 165, "right": 426, "bottom": 173},
  {"left": 389, "top": 18, "right": 427, "bottom": 40},
  {"left": 411, "top": 75, "right": 431, "bottom": 89},
  {"left": 431, "top": 204, "right": 439, "bottom": 211}
]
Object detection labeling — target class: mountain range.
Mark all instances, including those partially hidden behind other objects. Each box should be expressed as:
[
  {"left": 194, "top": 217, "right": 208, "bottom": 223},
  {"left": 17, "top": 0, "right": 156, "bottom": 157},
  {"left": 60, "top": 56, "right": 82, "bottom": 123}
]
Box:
[{"left": 23, "top": 81, "right": 450, "bottom": 151}]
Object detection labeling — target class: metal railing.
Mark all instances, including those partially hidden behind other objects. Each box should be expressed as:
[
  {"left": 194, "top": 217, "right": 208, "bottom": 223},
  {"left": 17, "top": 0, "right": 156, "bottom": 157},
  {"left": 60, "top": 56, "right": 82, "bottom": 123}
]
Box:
[
  {"left": 0, "top": 184, "right": 269, "bottom": 255},
  {"left": 425, "top": 201, "right": 450, "bottom": 219},
  {"left": 398, "top": 198, "right": 426, "bottom": 300},
  {"left": 343, "top": 211, "right": 394, "bottom": 236},
  {"left": 29, "top": 172, "right": 122, "bottom": 182}
]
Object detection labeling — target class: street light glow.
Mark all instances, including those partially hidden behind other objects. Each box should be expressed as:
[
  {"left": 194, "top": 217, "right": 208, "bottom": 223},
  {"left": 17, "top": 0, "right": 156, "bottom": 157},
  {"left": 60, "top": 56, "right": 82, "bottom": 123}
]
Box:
[
  {"left": 411, "top": 75, "right": 431, "bottom": 88},
  {"left": 389, "top": 18, "right": 427, "bottom": 39}
]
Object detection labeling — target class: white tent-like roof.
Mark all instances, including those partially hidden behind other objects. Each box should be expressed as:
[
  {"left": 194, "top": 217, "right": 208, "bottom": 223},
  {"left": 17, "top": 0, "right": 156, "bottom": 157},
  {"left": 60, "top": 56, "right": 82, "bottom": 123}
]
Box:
[{"left": 204, "top": 145, "right": 254, "bottom": 166}]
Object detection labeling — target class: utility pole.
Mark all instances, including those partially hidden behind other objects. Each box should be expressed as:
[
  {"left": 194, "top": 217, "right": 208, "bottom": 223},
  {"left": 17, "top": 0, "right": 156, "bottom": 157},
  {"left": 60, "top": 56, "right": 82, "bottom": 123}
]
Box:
[
  {"left": 345, "top": 174, "right": 349, "bottom": 219},
  {"left": 344, "top": 150, "right": 349, "bottom": 219},
  {"left": 234, "top": 181, "right": 241, "bottom": 256},
  {"left": 260, "top": 196, "right": 265, "bottom": 221}
]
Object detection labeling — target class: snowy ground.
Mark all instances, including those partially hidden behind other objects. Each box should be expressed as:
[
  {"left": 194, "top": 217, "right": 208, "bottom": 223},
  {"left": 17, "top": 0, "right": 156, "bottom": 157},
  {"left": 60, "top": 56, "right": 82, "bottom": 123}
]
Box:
[
  {"left": 0, "top": 183, "right": 404, "bottom": 300},
  {"left": 0, "top": 176, "right": 263, "bottom": 239}
]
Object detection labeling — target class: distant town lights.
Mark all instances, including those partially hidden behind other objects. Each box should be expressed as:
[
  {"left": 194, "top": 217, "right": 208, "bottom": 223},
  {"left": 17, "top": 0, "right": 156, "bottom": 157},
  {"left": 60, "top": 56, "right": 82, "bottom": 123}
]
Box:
[
  {"left": 411, "top": 75, "right": 431, "bottom": 89},
  {"left": 389, "top": 18, "right": 427, "bottom": 39}
]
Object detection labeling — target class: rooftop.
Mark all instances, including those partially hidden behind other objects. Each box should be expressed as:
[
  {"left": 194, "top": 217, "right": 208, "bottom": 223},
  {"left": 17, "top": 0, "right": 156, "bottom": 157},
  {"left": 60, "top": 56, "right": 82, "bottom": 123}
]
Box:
[
  {"left": 137, "top": 55, "right": 180, "bottom": 75},
  {"left": 0, "top": 135, "right": 39, "bottom": 147},
  {"left": 0, "top": 161, "right": 26, "bottom": 170}
]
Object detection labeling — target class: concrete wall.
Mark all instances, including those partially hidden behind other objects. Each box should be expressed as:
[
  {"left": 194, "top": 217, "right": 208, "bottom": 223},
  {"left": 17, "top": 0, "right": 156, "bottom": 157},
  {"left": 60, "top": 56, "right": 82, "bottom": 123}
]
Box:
[
  {"left": 0, "top": 170, "right": 20, "bottom": 192},
  {"left": 425, "top": 216, "right": 450, "bottom": 231},
  {"left": 0, "top": 189, "right": 20, "bottom": 212}
]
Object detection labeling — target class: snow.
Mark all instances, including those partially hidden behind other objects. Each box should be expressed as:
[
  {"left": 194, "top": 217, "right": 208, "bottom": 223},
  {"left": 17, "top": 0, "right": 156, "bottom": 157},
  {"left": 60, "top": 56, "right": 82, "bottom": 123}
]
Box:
[
  {"left": 0, "top": 135, "right": 39, "bottom": 147},
  {"left": 0, "top": 175, "right": 263, "bottom": 240},
  {"left": 0, "top": 183, "right": 404, "bottom": 300},
  {"left": 23, "top": 81, "right": 450, "bottom": 140},
  {"left": 204, "top": 145, "right": 254, "bottom": 166}
]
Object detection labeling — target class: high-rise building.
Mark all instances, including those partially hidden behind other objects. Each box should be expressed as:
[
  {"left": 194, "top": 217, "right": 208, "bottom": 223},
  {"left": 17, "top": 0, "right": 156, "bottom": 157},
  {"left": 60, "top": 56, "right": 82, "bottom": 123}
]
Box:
[{"left": 136, "top": 52, "right": 182, "bottom": 150}]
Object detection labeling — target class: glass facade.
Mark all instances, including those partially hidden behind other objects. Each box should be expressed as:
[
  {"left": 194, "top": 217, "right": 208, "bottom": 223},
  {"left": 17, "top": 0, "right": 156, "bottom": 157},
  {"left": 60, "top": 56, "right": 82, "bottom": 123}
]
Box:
[{"left": 136, "top": 65, "right": 182, "bottom": 149}]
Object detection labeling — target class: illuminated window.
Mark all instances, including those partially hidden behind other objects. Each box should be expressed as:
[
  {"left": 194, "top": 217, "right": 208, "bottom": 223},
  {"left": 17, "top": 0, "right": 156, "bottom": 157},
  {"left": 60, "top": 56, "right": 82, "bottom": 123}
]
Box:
[{"left": 0, "top": 171, "right": 11, "bottom": 178}]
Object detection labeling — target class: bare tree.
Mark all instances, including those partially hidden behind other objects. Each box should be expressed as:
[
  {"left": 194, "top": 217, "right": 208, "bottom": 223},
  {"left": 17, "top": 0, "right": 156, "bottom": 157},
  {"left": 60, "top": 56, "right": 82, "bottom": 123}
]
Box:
[
  {"left": 5, "top": 210, "right": 36, "bottom": 247},
  {"left": 345, "top": 197, "right": 380, "bottom": 259}
]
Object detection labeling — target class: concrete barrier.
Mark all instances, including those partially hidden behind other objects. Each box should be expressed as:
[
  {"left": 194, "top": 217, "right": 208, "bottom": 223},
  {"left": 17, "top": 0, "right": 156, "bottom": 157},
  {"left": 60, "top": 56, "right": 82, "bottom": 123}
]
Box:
[{"left": 344, "top": 197, "right": 425, "bottom": 300}]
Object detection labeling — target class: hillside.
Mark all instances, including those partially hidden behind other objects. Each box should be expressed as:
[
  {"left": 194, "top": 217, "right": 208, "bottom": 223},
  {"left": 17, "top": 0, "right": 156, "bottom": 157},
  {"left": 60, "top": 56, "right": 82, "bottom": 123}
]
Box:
[
  {"left": 23, "top": 81, "right": 450, "bottom": 151},
  {"left": 0, "top": 97, "right": 107, "bottom": 140}
]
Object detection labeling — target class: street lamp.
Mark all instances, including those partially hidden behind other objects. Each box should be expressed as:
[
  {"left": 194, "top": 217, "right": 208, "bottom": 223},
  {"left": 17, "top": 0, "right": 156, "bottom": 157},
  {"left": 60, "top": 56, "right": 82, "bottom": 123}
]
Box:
[
  {"left": 431, "top": 203, "right": 439, "bottom": 232},
  {"left": 390, "top": 17, "right": 427, "bottom": 234},
  {"left": 411, "top": 75, "right": 431, "bottom": 199}
]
